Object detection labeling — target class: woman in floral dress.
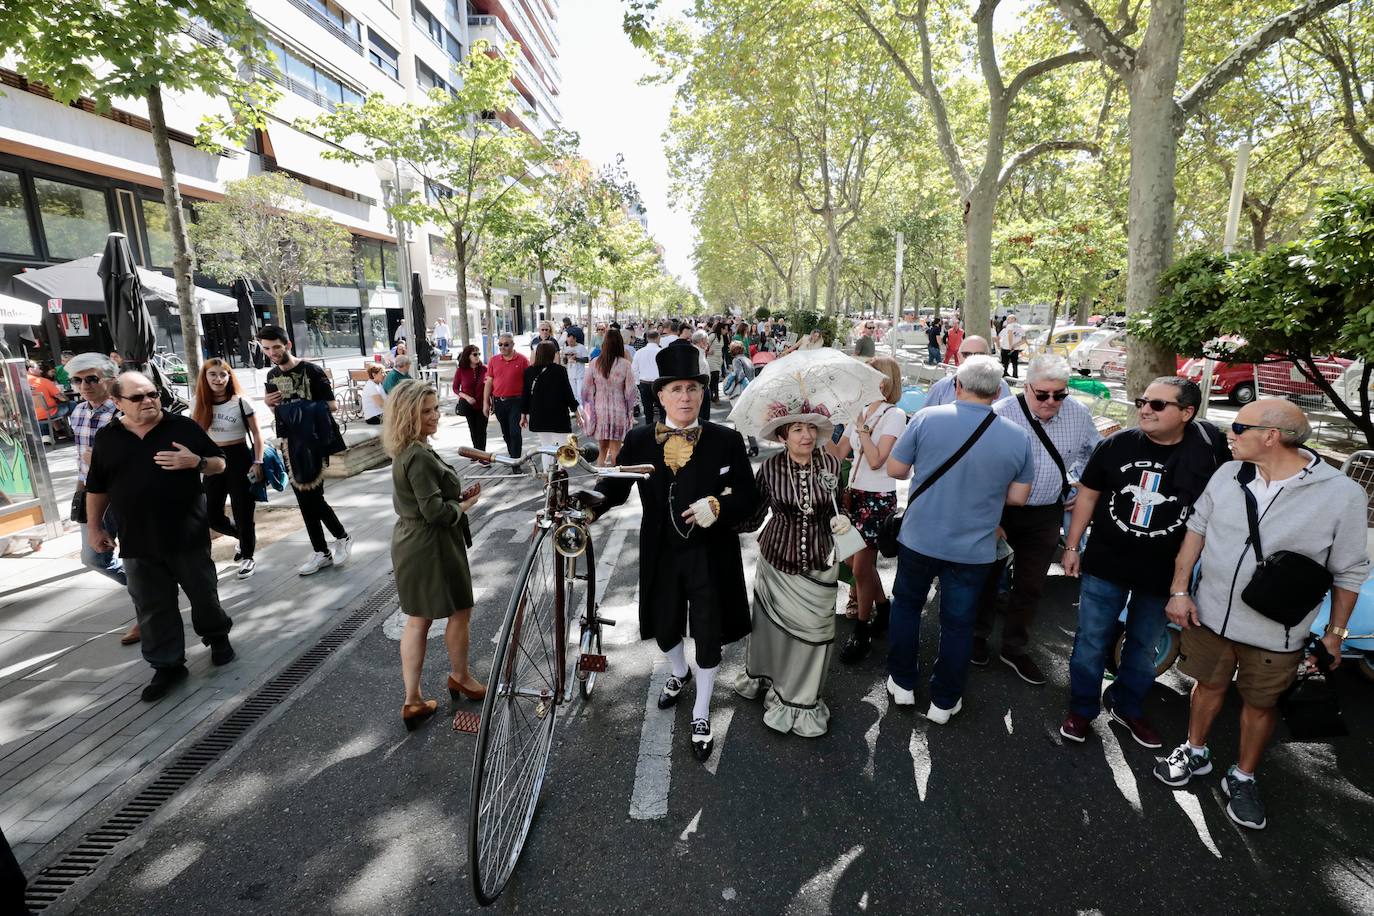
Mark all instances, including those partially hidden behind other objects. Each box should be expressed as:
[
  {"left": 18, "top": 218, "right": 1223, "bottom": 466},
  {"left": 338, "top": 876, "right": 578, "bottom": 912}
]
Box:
[{"left": 580, "top": 328, "right": 638, "bottom": 465}]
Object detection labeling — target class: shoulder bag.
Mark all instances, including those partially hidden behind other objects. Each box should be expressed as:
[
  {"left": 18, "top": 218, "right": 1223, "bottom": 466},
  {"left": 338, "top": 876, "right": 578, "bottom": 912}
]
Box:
[
  {"left": 1015, "top": 394, "right": 1069, "bottom": 501},
  {"left": 1237, "top": 463, "right": 1332, "bottom": 628},
  {"left": 878, "top": 411, "right": 997, "bottom": 558}
]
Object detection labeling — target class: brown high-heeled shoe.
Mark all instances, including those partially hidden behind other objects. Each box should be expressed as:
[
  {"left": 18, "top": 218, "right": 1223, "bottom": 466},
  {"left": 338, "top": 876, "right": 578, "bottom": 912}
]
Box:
[
  {"left": 401, "top": 699, "right": 439, "bottom": 731},
  {"left": 448, "top": 675, "right": 487, "bottom": 701}
]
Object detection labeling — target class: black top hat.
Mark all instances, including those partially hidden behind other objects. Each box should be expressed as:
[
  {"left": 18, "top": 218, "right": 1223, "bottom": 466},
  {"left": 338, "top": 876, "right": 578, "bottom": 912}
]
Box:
[{"left": 653, "top": 343, "right": 708, "bottom": 392}]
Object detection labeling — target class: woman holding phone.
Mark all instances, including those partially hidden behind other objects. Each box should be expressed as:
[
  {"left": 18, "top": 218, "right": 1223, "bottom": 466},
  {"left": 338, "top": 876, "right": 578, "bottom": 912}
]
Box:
[{"left": 385, "top": 379, "right": 486, "bottom": 731}]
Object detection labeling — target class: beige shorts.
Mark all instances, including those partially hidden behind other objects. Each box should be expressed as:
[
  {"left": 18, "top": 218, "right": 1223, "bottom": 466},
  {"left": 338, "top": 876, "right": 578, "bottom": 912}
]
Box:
[{"left": 1178, "top": 625, "right": 1301, "bottom": 708}]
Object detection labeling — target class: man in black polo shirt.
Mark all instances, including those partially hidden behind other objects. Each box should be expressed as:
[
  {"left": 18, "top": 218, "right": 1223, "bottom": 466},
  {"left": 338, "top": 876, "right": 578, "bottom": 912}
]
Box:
[{"left": 86, "top": 371, "right": 236, "bottom": 703}]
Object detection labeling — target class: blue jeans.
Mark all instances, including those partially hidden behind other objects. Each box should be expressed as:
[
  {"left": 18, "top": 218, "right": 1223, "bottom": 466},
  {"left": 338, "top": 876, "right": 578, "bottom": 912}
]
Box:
[
  {"left": 927, "top": 344, "right": 940, "bottom": 365},
  {"left": 79, "top": 514, "right": 126, "bottom": 586},
  {"left": 1068, "top": 574, "right": 1167, "bottom": 718},
  {"left": 887, "top": 545, "right": 993, "bottom": 709}
]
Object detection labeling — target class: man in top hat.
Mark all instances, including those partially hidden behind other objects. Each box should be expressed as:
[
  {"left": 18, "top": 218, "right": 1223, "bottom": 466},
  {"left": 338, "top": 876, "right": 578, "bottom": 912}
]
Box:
[{"left": 594, "top": 343, "right": 760, "bottom": 761}]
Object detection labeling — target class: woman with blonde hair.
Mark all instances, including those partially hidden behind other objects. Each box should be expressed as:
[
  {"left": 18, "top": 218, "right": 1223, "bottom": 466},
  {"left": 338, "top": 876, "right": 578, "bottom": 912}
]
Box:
[
  {"left": 831, "top": 355, "right": 907, "bottom": 663},
  {"left": 385, "top": 379, "right": 485, "bottom": 731},
  {"left": 192, "top": 358, "right": 263, "bottom": 580}
]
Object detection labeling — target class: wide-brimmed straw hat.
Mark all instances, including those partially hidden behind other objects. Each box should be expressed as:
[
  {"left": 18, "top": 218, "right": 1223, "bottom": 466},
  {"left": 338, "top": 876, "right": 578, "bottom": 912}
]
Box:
[{"left": 758, "top": 396, "right": 835, "bottom": 441}]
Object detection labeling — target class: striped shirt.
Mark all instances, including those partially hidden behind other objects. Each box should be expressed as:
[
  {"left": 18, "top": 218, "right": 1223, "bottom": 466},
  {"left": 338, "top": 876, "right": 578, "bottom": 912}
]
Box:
[
  {"left": 992, "top": 393, "right": 1100, "bottom": 506},
  {"left": 742, "top": 451, "right": 840, "bottom": 574},
  {"left": 72, "top": 399, "right": 119, "bottom": 484}
]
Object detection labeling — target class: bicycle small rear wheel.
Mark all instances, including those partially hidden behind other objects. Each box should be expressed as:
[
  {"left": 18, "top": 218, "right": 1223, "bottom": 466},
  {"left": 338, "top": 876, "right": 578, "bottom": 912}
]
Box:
[{"left": 468, "top": 527, "right": 561, "bottom": 906}]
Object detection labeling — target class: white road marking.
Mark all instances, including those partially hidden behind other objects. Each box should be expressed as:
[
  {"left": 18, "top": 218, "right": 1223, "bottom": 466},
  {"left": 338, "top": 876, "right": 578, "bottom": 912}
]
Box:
[
  {"left": 629, "top": 658, "right": 674, "bottom": 820},
  {"left": 783, "top": 844, "right": 865, "bottom": 916},
  {"left": 858, "top": 891, "right": 870, "bottom": 911},
  {"left": 1171, "top": 790, "right": 1222, "bottom": 858},
  {"left": 860, "top": 680, "right": 888, "bottom": 781},
  {"left": 509, "top": 526, "right": 531, "bottom": 543},
  {"left": 1004, "top": 708, "right": 1014, "bottom": 735},
  {"left": 704, "top": 706, "right": 734, "bottom": 776},
  {"left": 909, "top": 726, "right": 931, "bottom": 801},
  {"left": 678, "top": 808, "right": 702, "bottom": 842},
  {"left": 1092, "top": 717, "right": 1142, "bottom": 814}
]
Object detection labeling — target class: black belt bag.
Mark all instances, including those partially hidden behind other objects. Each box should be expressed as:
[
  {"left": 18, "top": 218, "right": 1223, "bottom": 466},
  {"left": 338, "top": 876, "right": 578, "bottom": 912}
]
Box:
[{"left": 1238, "top": 463, "right": 1332, "bottom": 628}]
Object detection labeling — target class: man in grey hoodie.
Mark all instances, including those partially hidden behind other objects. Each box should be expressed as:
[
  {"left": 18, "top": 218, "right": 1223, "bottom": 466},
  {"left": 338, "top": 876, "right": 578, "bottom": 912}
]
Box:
[{"left": 1154, "top": 399, "right": 1367, "bottom": 830}]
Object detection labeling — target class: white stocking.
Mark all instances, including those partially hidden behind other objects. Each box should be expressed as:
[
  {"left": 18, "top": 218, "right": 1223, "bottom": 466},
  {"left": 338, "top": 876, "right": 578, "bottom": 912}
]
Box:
[
  {"left": 692, "top": 664, "right": 718, "bottom": 722},
  {"left": 665, "top": 642, "right": 689, "bottom": 679}
]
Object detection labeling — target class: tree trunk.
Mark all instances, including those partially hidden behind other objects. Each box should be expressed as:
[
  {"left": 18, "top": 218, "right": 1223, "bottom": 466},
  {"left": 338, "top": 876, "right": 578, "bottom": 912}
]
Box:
[
  {"left": 963, "top": 181, "right": 997, "bottom": 348},
  {"left": 482, "top": 284, "right": 494, "bottom": 358},
  {"left": 146, "top": 86, "right": 200, "bottom": 379},
  {"left": 1122, "top": 29, "right": 1185, "bottom": 399},
  {"left": 272, "top": 292, "right": 288, "bottom": 334},
  {"left": 1075, "top": 287, "right": 1093, "bottom": 325},
  {"left": 454, "top": 227, "right": 472, "bottom": 347}
]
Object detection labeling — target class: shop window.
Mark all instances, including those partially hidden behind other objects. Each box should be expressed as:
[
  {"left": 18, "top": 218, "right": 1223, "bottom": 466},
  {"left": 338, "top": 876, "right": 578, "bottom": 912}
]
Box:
[
  {"left": 383, "top": 242, "right": 400, "bottom": 288},
  {"left": 33, "top": 177, "right": 110, "bottom": 261},
  {"left": 0, "top": 170, "right": 34, "bottom": 256}
]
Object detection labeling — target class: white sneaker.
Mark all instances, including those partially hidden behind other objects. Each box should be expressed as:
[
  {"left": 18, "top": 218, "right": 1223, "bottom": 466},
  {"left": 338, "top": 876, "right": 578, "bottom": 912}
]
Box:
[
  {"left": 886, "top": 675, "right": 915, "bottom": 706},
  {"left": 237, "top": 558, "right": 256, "bottom": 579},
  {"left": 298, "top": 552, "right": 333, "bottom": 576},
  {"left": 331, "top": 536, "right": 352, "bottom": 567},
  {"left": 41, "top": 435, "right": 53, "bottom": 446},
  {"left": 926, "top": 698, "right": 963, "bottom": 725}
]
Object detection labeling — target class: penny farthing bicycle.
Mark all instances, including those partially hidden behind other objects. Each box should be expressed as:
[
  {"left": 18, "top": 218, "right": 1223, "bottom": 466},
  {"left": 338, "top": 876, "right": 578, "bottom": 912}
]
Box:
[{"left": 456, "top": 437, "right": 651, "bottom": 905}]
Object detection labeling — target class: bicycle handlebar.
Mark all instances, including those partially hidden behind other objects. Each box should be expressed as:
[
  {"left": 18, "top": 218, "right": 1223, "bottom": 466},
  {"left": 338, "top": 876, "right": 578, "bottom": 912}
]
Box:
[{"left": 456, "top": 446, "right": 651, "bottom": 479}]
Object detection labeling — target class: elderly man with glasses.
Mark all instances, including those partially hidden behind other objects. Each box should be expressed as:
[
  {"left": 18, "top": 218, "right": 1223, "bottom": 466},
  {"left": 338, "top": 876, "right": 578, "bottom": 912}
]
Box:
[
  {"left": 85, "top": 371, "right": 236, "bottom": 703},
  {"left": 973, "top": 355, "right": 1100, "bottom": 684},
  {"left": 484, "top": 334, "right": 529, "bottom": 460},
  {"left": 1059, "top": 377, "right": 1231, "bottom": 749},
  {"left": 1152, "top": 399, "right": 1366, "bottom": 829},
  {"left": 921, "top": 336, "right": 1010, "bottom": 409},
  {"left": 67, "top": 354, "right": 140, "bottom": 646}
]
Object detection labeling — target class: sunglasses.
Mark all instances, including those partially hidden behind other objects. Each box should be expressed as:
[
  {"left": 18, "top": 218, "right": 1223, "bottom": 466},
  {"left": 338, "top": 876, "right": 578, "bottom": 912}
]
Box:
[
  {"left": 118, "top": 392, "right": 158, "bottom": 404},
  {"left": 499, "top": 342, "right": 513, "bottom": 348},
  {"left": 1029, "top": 386, "right": 1069, "bottom": 402},
  {"left": 1134, "top": 397, "right": 1181, "bottom": 412},
  {"left": 1231, "top": 422, "right": 1289, "bottom": 436},
  {"left": 73, "top": 374, "right": 104, "bottom": 386}
]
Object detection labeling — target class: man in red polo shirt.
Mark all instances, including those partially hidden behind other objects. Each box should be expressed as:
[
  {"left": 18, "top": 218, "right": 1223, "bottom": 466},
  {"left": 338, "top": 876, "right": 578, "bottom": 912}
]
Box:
[{"left": 484, "top": 333, "right": 529, "bottom": 459}]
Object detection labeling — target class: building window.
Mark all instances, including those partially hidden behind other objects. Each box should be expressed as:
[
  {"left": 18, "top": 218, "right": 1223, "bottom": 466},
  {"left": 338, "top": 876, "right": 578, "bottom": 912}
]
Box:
[
  {"left": 446, "top": 32, "right": 462, "bottom": 63},
  {"left": 0, "top": 170, "right": 34, "bottom": 256},
  {"left": 425, "top": 180, "right": 454, "bottom": 204},
  {"left": 33, "top": 177, "right": 110, "bottom": 261},
  {"left": 141, "top": 198, "right": 177, "bottom": 268},
  {"left": 414, "top": 2, "right": 443, "bottom": 44},
  {"left": 265, "top": 37, "right": 364, "bottom": 110},
  {"left": 357, "top": 238, "right": 400, "bottom": 290},
  {"left": 368, "top": 29, "right": 400, "bottom": 80},
  {"left": 303, "top": 0, "right": 362, "bottom": 45}
]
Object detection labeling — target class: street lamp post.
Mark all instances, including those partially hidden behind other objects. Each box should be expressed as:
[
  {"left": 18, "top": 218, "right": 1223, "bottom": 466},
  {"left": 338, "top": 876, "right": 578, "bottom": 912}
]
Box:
[{"left": 373, "top": 157, "right": 431, "bottom": 367}]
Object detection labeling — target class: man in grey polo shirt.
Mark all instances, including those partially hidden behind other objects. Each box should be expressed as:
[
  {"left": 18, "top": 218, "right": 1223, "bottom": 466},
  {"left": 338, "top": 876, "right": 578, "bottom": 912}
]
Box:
[
  {"left": 922, "top": 336, "right": 1010, "bottom": 408},
  {"left": 885, "top": 355, "right": 1035, "bottom": 723},
  {"left": 973, "top": 355, "right": 1100, "bottom": 684}
]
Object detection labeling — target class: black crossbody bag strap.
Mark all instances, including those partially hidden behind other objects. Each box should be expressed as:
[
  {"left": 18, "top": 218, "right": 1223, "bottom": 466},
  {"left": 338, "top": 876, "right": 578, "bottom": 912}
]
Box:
[
  {"left": 1239, "top": 464, "right": 1266, "bottom": 564},
  {"left": 1017, "top": 393, "right": 1069, "bottom": 499},
  {"left": 910, "top": 411, "right": 997, "bottom": 503}
]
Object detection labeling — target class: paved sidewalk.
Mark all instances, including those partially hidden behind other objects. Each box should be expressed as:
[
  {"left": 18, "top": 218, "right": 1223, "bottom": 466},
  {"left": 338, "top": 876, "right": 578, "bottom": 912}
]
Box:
[{"left": 0, "top": 410, "right": 487, "bottom": 867}]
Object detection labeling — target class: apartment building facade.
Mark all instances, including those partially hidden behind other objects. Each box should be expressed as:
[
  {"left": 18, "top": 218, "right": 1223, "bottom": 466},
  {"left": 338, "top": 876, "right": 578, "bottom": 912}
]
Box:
[{"left": 0, "top": 0, "right": 562, "bottom": 364}]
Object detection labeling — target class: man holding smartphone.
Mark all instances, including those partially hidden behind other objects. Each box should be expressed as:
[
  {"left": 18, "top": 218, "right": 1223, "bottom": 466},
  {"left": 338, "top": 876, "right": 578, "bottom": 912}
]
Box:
[{"left": 258, "top": 326, "right": 353, "bottom": 576}]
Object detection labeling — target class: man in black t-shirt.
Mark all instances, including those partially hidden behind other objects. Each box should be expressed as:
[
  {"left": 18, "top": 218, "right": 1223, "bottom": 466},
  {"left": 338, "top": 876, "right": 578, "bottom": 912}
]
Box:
[
  {"left": 1058, "top": 377, "right": 1230, "bottom": 749},
  {"left": 85, "top": 371, "right": 235, "bottom": 703},
  {"left": 259, "top": 326, "right": 353, "bottom": 577}
]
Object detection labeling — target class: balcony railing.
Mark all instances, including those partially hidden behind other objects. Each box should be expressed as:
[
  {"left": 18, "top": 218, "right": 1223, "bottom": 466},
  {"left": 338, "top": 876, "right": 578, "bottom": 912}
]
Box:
[{"left": 285, "top": 0, "right": 363, "bottom": 54}]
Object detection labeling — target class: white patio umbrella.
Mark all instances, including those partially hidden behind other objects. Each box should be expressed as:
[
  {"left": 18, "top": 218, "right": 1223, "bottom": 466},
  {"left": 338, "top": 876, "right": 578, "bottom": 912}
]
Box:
[{"left": 728, "top": 347, "right": 887, "bottom": 438}]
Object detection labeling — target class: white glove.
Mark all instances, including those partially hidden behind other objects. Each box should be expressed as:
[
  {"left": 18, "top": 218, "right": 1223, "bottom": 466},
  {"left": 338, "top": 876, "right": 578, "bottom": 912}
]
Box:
[
  {"left": 830, "top": 514, "right": 853, "bottom": 535},
  {"left": 688, "top": 496, "right": 718, "bottom": 528}
]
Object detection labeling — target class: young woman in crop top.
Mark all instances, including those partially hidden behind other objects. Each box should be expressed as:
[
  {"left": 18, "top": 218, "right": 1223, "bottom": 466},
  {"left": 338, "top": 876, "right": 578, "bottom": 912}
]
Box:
[{"left": 192, "top": 358, "right": 264, "bottom": 579}]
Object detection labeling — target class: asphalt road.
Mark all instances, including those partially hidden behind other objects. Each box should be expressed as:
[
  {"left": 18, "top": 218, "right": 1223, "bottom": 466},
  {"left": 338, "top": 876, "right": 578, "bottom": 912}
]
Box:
[{"left": 63, "top": 466, "right": 1374, "bottom": 916}]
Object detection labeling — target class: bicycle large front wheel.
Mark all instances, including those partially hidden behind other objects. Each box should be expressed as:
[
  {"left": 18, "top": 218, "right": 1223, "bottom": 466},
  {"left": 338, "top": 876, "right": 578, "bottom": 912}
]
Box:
[{"left": 468, "top": 526, "right": 562, "bottom": 905}]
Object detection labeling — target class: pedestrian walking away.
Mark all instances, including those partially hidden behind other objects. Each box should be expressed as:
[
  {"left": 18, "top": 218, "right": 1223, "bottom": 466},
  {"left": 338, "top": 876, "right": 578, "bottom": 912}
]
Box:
[
  {"left": 885, "top": 356, "right": 1034, "bottom": 723},
  {"left": 1154, "top": 399, "right": 1367, "bottom": 830},
  {"left": 258, "top": 325, "right": 353, "bottom": 577},
  {"left": 832, "top": 356, "right": 906, "bottom": 663},
  {"left": 66, "top": 353, "right": 139, "bottom": 645},
  {"left": 192, "top": 358, "right": 264, "bottom": 580},
  {"left": 973, "top": 355, "right": 1100, "bottom": 684},
  {"left": 1059, "top": 377, "right": 1231, "bottom": 749},
  {"left": 593, "top": 343, "right": 761, "bottom": 761},
  {"left": 632, "top": 329, "right": 664, "bottom": 425},
  {"left": 735, "top": 402, "right": 842, "bottom": 736},
  {"left": 722, "top": 341, "right": 759, "bottom": 456},
  {"left": 84, "top": 371, "right": 236, "bottom": 703},
  {"left": 385, "top": 380, "right": 486, "bottom": 732},
  {"left": 484, "top": 333, "right": 529, "bottom": 461},
  {"left": 580, "top": 328, "right": 638, "bottom": 466},
  {"left": 521, "top": 341, "right": 579, "bottom": 470},
  {"left": 452, "top": 344, "right": 488, "bottom": 450}
]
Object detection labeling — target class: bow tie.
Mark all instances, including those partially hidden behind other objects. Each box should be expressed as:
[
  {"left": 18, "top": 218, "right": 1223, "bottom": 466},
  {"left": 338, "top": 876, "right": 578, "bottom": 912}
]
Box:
[{"left": 655, "top": 424, "right": 700, "bottom": 446}]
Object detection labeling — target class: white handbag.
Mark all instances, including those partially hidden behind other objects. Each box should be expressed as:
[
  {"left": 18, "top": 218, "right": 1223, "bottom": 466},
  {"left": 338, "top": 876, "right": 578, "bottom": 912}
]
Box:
[{"left": 829, "top": 493, "right": 867, "bottom": 563}]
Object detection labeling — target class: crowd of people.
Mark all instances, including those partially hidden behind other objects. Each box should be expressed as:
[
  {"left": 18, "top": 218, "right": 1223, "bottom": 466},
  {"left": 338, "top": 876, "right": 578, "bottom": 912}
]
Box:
[{"left": 57, "top": 310, "right": 1367, "bottom": 837}]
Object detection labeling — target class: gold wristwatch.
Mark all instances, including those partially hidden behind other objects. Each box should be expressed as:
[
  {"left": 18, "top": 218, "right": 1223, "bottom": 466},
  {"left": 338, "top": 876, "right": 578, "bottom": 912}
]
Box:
[{"left": 1326, "top": 625, "right": 1349, "bottom": 639}]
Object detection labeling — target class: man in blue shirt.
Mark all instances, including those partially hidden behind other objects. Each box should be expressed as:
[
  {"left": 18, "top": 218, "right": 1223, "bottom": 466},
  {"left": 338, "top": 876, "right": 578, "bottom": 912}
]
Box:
[
  {"left": 922, "top": 336, "right": 1010, "bottom": 408},
  {"left": 886, "top": 355, "right": 1035, "bottom": 723}
]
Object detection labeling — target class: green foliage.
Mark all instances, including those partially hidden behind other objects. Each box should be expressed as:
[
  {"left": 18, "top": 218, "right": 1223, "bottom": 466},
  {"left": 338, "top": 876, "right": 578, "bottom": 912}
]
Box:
[
  {"left": 755, "top": 307, "right": 771, "bottom": 320},
  {"left": 782, "top": 308, "right": 845, "bottom": 347}
]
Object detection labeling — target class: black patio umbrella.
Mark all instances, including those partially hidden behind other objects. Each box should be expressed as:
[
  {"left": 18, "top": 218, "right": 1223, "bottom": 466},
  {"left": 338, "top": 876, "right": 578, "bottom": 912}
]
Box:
[
  {"left": 97, "top": 232, "right": 156, "bottom": 368},
  {"left": 410, "top": 271, "right": 433, "bottom": 367},
  {"left": 231, "top": 278, "right": 261, "bottom": 368}
]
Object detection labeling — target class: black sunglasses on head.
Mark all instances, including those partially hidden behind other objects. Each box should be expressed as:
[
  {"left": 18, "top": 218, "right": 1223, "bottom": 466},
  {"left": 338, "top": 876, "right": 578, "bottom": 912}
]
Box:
[
  {"left": 1134, "top": 397, "right": 1180, "bottom": 411},
  {"left": 1029, "top": 386, "right": 1069, "bottom": 402}
]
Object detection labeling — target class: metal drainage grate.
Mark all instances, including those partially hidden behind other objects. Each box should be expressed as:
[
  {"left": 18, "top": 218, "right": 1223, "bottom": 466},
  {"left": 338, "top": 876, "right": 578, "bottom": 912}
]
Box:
[{"left": 23, "top": 577, "right": 398, "bottom": 912}]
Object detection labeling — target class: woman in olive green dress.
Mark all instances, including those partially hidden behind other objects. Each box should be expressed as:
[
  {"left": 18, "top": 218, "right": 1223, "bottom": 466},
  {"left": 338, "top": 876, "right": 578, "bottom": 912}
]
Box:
[{"left": 385, "top": 379, "right": 486, "bottom": 730}]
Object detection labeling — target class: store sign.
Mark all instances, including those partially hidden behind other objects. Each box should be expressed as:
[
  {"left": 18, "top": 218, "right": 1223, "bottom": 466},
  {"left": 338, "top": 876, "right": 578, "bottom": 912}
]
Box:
[
  {"left": 61, "top": 314, "right": 90, "bottom": 337},
  {"left": 46, "top": 298, "right": 62, "bottom": 314}
]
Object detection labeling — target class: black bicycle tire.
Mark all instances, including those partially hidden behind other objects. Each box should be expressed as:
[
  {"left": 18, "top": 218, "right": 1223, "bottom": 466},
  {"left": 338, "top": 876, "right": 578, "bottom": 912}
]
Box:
[
  {"left": 577, "top": 537, "right": 599, "bottom": 699},
  {"left": 468, "top": 526, "right": 559, "bottom": 906}
]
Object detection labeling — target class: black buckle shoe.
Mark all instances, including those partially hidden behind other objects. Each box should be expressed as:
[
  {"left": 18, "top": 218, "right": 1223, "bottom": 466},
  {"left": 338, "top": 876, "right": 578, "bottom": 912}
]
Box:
[
  {"left": 657, "top": 669, "right": 693, "bottom": 709},
  {"left": 838, "top": 619, "right": 872, "bottom": 665},
  {"left": 690, "top": 717, "right": 714, "bottom": 761}
]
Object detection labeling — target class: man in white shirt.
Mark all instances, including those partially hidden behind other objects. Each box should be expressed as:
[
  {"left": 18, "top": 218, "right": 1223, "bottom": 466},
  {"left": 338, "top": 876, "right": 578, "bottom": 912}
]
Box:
[
  {"left": 998, "top": 315, "right": 1027, "bottom": 378},
  {"left": 562, "top": 331, "right": 589, "bottom": 404},
  {"left": 432, "top": 318, "right": 450, "bottom": 357},
  {"left": 632, "top": 329, "right": 664, "bottom": 424}
]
